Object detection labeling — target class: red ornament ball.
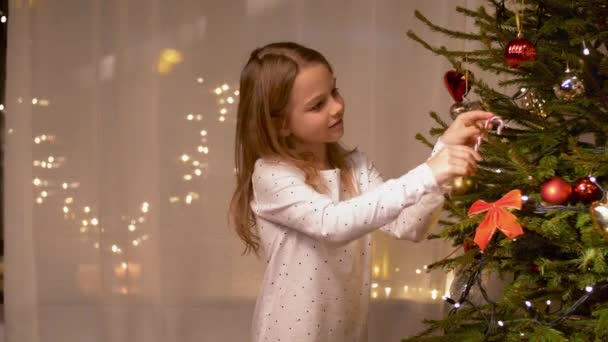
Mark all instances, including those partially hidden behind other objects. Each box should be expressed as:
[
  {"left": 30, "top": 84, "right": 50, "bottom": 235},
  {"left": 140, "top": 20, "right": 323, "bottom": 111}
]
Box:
[
  {"left": 572, "top": 177, "right": 602, "bottom": 203},
  {"left": 540, "top": 176, "right": 572, "bottom": 205},
  {"left": 504, "top": 37, "right": 537, "bottom": 68}
]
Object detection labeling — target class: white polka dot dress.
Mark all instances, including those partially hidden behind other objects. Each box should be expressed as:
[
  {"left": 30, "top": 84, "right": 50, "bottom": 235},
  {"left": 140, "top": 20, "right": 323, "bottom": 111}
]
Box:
[{"left": 250, "top": 143, "right": 446, "bottom": 342}]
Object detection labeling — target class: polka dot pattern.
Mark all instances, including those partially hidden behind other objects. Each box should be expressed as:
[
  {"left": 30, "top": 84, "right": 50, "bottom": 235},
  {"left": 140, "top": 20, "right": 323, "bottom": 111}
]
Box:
[{"left": 250, "top": 145, "right": 446, "bottom": 341}]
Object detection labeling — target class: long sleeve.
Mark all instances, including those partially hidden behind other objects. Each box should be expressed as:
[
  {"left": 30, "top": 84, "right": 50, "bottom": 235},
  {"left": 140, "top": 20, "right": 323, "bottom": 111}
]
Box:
[
  {"left": 250, "top": 157, "right": 439, "bottom": 245},
  {"left": 368, "top": 140, "right": 446, "bottom": 241}
]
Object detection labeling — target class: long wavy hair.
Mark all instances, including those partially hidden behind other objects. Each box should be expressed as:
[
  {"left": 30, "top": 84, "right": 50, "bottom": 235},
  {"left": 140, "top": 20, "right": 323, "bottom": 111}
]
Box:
[{"left": 229, "top": 42, "right": 358, "bottom": 255}]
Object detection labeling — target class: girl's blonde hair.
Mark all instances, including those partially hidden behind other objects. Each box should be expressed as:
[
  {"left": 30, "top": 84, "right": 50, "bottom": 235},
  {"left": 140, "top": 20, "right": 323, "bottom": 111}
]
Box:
[{"left": 229, "top": 42, "right": 358, "bottom": 255}]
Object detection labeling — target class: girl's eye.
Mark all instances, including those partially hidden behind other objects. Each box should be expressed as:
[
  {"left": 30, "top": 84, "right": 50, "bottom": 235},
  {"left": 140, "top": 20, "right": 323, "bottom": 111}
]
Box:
[
  {"left": 311, "top": 100, "right": 325, "bottom": 111},
  {"left": 332, "top": 87, "right": 340, "bottom": 96}
]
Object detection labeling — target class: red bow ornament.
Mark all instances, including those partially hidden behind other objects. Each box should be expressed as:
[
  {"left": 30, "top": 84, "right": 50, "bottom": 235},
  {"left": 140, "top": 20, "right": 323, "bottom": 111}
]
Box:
[{"left": 467, "top": 189, "right": 524, "bottom": 251}]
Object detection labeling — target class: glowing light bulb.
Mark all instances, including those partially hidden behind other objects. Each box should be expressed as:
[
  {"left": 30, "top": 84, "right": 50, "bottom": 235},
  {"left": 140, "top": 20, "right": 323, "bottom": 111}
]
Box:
[
  {"left": 525, "top": 300, "right": 532, "bottom": 308},
  {"left": 373, "top": 266, "right": 380, "bottom": 276},
  {"left": 384, "top": 287, "right": 391, "bottom": 297},
  {"left": 431, "top": 289, "right": 438, "bottom": 300},
  {"left": 498, "top": 320, "right": 504, "bottom": 327}
]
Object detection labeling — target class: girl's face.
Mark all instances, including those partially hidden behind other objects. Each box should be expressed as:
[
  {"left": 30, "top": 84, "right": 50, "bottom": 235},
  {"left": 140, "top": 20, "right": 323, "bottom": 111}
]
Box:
[{"left": 282, "top": 64, "right": 344, "bottom": 156}]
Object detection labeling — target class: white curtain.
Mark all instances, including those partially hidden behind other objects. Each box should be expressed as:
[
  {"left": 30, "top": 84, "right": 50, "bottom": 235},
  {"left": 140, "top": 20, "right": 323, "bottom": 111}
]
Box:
[{"left": 6, "top": 0, "right": 483, "bottom": 341}]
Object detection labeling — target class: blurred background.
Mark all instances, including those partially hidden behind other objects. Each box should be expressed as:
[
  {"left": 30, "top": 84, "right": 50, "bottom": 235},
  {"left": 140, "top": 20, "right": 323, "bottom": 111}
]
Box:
[{"left": 5, "top": 0, "right": 485, "bottom": 341}]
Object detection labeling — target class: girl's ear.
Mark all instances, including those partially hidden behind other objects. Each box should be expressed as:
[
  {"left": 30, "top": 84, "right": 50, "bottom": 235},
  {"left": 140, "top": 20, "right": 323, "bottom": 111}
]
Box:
[{"left": 273, "top": 117, "right": 291, "bottom": 137}]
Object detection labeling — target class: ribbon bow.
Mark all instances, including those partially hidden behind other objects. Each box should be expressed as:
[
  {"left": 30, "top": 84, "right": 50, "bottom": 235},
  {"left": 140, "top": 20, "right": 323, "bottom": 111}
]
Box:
[{"left": 467, "top": 189, "right": 524, "bottom": 251}]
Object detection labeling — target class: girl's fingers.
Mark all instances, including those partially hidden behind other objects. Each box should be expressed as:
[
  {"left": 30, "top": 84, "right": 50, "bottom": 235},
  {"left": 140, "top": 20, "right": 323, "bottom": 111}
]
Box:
[
  {"left": 447, "top": 145, "right": 482, "bottom": 161},
  {"left": 457, "top": 111, "right": 494, "bottom": 126}
]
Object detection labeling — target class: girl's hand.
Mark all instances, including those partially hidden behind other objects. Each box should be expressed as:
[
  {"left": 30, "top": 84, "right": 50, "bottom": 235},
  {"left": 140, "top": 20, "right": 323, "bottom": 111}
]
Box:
[
  {"left": 441, "top": 110, "right": 495, "bottom": 147},
  {"left": 426, "top": 145, "right": 481, "bottom": 186}
]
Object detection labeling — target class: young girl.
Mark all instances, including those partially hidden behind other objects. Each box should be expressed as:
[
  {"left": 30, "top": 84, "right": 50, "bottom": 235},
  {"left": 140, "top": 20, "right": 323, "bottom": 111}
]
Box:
[{"left": 229, "top": 42, "right": 492, "bottom": 342}]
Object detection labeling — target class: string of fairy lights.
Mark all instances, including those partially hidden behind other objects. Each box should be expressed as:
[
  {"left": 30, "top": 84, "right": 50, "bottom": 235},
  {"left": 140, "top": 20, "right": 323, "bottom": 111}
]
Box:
[
  {"left": 14, "top": 45, "right": 244, "bottom": 294},
  {"left": 440, "top": 252, "right": 606, "bottom": 338},
  {"left": 437, "top": 174, "right": 608, "bottom": 337}
]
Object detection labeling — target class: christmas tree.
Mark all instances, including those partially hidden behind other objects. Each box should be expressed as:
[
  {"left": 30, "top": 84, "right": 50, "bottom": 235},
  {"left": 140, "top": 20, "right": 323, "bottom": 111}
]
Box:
[{"left": 405, "top": 1, "right": 608, "bottom": 340}]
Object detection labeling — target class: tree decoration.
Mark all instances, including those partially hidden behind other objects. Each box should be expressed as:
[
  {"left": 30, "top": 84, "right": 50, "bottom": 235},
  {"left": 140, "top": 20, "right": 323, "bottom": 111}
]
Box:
[
  {"left": 468, "top": 189, "right": 524, "bottom": 251},
  {"left": 540, "top": 176, "right": 572, "bottom": 205}
]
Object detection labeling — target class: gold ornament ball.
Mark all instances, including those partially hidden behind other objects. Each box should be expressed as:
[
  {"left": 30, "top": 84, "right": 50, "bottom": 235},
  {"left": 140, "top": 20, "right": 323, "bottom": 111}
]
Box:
[
  {"left": 590, "top": 194, "right": 608, "bottom": 238},
  {"left": 451, "top": 176, "right": 476, "bottom": 195}
]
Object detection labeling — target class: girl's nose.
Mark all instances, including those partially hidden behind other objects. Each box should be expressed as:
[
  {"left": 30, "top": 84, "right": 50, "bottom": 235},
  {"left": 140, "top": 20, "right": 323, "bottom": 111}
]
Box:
[{"left": 330, "top": 97, "right": 344, "bottom": 116}]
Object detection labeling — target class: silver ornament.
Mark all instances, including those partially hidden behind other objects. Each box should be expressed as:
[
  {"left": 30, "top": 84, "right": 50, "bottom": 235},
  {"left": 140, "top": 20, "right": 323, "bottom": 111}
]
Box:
[
  {"left": 449, "top": 100, "right": 484, "bottom": 120},
  {"left": 448, "top": 267, "right": 485, "bottom": 307},
  {"left": 553, "top": 67, "right": 585, "bottom": 100}
]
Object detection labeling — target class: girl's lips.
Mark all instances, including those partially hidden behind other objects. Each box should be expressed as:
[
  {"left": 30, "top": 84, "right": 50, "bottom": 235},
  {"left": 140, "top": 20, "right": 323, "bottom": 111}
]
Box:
[{"left": 329, "top": 119, "right": 343, "bottom": 128}]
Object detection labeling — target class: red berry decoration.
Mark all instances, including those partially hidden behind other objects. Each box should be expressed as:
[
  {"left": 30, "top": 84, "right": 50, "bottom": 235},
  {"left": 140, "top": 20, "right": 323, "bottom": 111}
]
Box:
[
  {"left": 540, "top": 176, "right": 572, "bottom": 205},
  {"left": 572, "top": 177, "right": 602, "bottom": 203},
  {"left": 463, "top": 239, "right": 475, "bottom": 252},
  {"left": 504, "top": 37, "right": 537, "bottom": 68}
]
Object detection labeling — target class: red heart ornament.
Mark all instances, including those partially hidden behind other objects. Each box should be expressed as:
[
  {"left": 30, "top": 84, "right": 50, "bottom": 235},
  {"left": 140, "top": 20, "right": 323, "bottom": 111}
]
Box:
[{"left": 444, "top": 70, "right": 471, "bottom": 102}]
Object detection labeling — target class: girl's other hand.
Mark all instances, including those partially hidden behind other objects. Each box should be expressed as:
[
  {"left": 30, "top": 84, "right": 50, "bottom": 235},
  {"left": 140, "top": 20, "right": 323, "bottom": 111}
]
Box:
[
  {"left": 426, "top": 145, "right": 481, "bottom": 186},
  {"left": 441, "top": 110, "right": 494, "bottom": 147}
]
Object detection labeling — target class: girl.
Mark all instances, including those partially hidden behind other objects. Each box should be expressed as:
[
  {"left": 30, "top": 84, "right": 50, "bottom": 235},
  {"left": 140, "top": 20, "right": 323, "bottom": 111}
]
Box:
[{"left": 229, "top": 42, "right": 492, "bottom": 342}]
